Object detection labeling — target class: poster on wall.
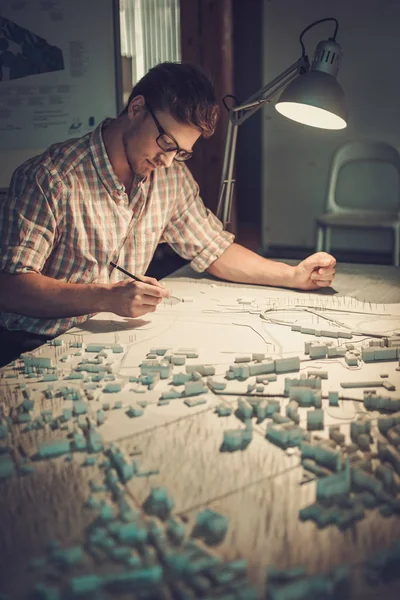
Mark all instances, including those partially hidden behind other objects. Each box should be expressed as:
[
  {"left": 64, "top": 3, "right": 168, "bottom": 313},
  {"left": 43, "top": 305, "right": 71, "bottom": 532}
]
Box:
[{"left": 0, "top": 0, "right": 120, "bottom": 150}]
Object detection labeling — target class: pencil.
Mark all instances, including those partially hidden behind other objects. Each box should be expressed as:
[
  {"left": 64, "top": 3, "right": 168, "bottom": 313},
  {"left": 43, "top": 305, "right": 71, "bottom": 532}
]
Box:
[
  {"left": 110, "top": 261, "right": 179, "bottom": 301},
  {"left": 110, "top": 261, "right": 144, "bottom": 283}
]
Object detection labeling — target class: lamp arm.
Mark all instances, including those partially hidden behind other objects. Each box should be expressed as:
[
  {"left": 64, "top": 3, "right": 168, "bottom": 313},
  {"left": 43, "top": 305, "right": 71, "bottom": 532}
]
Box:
[
  {"left": 216, "top": 118, "right": 238, "bottom": 226},
  {"left": 233, "top": 66, "right": 301, "bottom": 127},
  {"left": 216, "top": 56, "right": 307, "bottom": 225},
  {"left": 231, "top": 57, "right": 307, "bottom": 124}
]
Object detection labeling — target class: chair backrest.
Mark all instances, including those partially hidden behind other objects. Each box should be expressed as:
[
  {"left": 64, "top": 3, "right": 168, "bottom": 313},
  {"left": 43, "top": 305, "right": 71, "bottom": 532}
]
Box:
[{"left": 326, "top": 140, "right": 400, "bottom": 215}]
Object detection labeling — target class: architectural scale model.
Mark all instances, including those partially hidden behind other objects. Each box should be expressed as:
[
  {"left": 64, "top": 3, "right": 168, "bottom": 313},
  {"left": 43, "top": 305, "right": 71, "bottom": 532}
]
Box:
[{"left": 0, "top": 277, "right": 400, "bottom": 598}]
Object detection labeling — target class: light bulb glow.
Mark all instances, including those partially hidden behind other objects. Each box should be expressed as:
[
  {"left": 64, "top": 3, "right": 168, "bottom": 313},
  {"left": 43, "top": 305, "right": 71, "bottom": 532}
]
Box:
[{"left": 275, "top": 101, "right": 347, "bottom": 130}]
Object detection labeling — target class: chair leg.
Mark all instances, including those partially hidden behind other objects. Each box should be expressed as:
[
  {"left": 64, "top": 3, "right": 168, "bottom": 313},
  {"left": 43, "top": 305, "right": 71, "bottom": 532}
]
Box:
[
  {"left": 316, "top": 226, "right": 324, "bottom": 252},
  {"left": 394, "top": 227, "right": 400, "bottom": 267},
  {"left": 325, "top": 227, "right": 331, "bottom": 254}
]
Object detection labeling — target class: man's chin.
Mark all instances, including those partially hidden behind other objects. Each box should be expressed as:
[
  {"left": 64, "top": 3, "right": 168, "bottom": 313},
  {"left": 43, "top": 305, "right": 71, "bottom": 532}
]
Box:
[{"left": 133, "top": 165, "right": 151, "bottom": 179}]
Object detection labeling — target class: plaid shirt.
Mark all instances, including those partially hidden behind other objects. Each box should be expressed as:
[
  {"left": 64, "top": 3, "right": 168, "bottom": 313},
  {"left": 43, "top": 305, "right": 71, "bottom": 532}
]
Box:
[{"left": 0, "top": 119, "right": 234, "bottom": 336}]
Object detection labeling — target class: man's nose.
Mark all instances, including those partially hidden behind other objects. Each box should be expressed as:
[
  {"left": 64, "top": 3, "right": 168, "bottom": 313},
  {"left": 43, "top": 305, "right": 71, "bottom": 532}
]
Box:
[{"left": 158, "top": 151, "right": 175, "bottom": 168}]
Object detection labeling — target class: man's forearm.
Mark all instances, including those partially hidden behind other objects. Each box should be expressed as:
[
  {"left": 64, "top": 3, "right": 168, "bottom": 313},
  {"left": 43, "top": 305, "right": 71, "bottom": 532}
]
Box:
[
  {"left": 207, "top": 243, "right": 296, "bottom": 287},
  {"left": 0, "top": 272, "right": 110, "bottom": 318}
]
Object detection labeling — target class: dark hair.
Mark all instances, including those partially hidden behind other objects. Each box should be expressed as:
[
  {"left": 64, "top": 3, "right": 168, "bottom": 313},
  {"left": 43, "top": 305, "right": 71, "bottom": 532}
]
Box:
[{"left": 121, "top": 62, "right": 219, "bottom": 138}]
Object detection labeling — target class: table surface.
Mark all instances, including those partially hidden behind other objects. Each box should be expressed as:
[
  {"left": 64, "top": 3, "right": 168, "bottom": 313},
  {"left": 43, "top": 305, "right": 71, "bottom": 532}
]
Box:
[
  {"left": 1, "top": 261, "right": 400, "bottom": 600},
  {"left": 178, "top": 261, "right": 400, "bottom": 303}
]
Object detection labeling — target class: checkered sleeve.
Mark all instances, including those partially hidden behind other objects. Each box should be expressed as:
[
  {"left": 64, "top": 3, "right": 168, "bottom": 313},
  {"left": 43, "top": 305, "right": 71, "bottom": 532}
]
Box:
[
  {"left": 0, "top": 163, "right": 59, "bottom": 274},
  {"left": 162, "top": 164, "right": 234, "bottom": 272}
]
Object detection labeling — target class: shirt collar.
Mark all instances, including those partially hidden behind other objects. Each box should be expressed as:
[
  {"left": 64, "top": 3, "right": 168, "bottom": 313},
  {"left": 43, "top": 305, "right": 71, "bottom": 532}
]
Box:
[
  {"left": 90, "top": 118, "right": 151, "bottom": 199},
  {"left": 89, "top": 118, "right": 128, "bottom": 198}
]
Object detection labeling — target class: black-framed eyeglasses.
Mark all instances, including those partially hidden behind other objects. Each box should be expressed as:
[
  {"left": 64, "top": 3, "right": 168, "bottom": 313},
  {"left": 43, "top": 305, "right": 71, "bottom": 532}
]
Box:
[{"left": 146, "top": 103, "right": 193, "bottom": 162}]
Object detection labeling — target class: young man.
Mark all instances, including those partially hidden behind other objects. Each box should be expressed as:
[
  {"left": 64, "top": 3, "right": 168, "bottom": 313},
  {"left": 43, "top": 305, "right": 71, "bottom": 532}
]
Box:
[{"left": 0, "top": 62, "right": 335, "bottom": 364}]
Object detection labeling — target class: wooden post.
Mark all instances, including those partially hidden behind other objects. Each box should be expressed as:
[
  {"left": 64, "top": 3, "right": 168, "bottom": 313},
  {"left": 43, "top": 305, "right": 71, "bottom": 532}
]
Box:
[{"left": 180, "top": 0, "right": 236, "bottom": 232}]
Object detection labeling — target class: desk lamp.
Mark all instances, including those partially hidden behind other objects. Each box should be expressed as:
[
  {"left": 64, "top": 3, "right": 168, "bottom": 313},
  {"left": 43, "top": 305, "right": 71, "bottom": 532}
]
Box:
[{"left": 216, "top": 17, "right": 347, "bottom": 226}]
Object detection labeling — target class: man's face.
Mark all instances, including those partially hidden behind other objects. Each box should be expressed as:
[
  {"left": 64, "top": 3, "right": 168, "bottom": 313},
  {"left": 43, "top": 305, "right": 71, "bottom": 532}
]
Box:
[{"left": 122, "top": 98, "right": 201, "bottom": 179}]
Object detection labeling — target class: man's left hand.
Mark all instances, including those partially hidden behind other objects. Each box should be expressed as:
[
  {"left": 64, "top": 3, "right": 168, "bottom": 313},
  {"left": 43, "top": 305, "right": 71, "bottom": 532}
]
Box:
[{"left": 292, "top": 252, "right": 336, "bottom": 291}]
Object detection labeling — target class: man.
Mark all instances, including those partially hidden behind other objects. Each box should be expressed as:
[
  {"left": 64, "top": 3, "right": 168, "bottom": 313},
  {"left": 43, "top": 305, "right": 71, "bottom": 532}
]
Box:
[{"left": 0, "top": 62, "right": 335, "bottom": 365}]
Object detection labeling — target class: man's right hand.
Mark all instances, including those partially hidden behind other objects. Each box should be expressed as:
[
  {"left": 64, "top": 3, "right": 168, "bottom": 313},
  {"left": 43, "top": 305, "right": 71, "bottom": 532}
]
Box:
[{"left": 108, "top": 278, "right": 170, "bottom": 318}]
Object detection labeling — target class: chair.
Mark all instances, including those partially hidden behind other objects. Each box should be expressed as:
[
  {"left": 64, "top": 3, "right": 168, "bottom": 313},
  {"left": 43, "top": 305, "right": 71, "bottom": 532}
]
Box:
[{"left": 315, "top": 140, "right": 400, "bottom": 266}]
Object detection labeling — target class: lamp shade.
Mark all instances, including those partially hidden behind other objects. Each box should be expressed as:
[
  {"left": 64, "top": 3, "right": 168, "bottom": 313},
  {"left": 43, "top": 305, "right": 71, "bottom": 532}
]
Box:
[
  {"left": 275, "top": 70, "right": 347, "bottom": 130},
  {"left": 276, "top": 38, "right": 347, "bottom": 130}
]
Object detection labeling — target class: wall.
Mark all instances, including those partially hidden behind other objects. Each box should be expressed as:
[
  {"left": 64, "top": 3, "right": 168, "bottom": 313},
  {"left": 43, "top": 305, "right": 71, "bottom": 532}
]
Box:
[
  {"left": 180, "top": 0, "right": 234, "bottom": 220},
  {"left": 0, "top": 0, "right": 119, "bottom": 190},
  {"left": 261, "top": 0, "right": 400, "bottom": 253},
  {"left": 232, "top": 0, "right": 262, "bottom": 226}
]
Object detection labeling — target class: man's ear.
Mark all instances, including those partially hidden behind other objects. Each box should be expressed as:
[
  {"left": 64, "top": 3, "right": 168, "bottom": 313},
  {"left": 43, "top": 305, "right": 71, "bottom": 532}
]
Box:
[{"left": 128, "top": 95, "right": 146, "bottom": 120}]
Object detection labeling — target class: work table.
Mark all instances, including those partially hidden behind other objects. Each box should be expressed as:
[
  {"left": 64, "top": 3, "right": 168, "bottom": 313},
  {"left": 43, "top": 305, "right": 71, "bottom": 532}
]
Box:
[{"left": 0, "top": 262, "right": 399, "bottom": 599}]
